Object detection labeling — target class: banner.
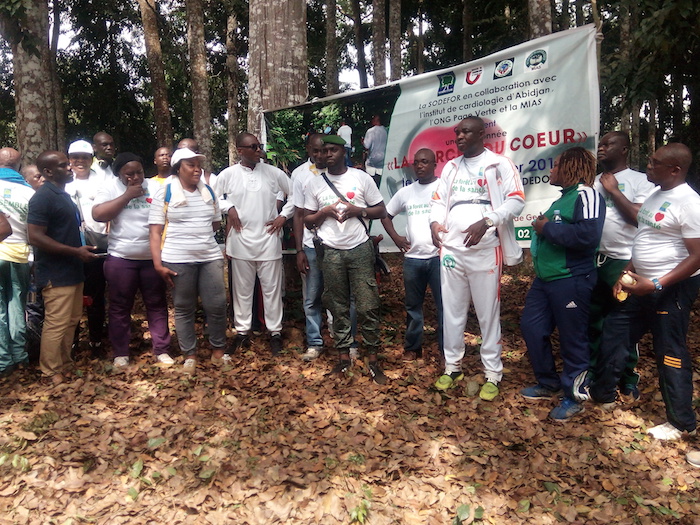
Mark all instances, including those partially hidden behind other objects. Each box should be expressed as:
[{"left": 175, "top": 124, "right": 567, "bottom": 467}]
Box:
[{"left": 264, "top": 25, "right": 599, "bottom": 250}]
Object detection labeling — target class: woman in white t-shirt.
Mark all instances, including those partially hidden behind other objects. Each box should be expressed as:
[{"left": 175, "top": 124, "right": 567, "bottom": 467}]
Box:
[
  {"left": 93, "top": 153, "right": 174, "bottom": 368},
  {"left": 148, "top": 148, "right": 228, "bottom": 374}
]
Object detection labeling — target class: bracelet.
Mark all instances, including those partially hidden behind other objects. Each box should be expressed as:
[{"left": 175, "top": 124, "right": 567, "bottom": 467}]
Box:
[{"left": 651, "top": 278, "right": 663, "bottom": 291}]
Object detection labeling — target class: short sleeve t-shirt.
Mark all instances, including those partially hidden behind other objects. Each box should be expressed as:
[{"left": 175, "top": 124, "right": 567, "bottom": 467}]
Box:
[
  {"left": 304, "top": 167, "right": 383, "bottom": 250},
  {"left": 93, "top": 176, "right": 158, "bottom": 260},
  {"left": 633, "top": 183, "right": 700, "bottom": 279},
  {"left": 594, "top": 168, "right": 656, "bottom": 260},
  {"left": 0, "top": 180, "right": 34, "bottom": 263},
  {"left": 27, "top": 181, "right": 84, "bottom": 287},
  {"left": 385, "top": 180, "right": 439, "bottom": 259},
  {"left": 148, "top": 183, "right": 223, "bottom": 264}
]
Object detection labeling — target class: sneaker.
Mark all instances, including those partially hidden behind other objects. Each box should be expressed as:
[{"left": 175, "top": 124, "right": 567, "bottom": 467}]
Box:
[
  {"left": 434, "top": 372, "right": 464, "bottom": 391},
  {"left": 647, "top": 422, "right": 696, "bottom": 441},
  {"left": 113, "top": 356, "right": 129, "bottom": 368},
  {"left": 549, "top": 397, "right": 585, "bottom": 421},
  {"left": 270, "top": 334, "right": 283, "bottom": 356},
  {"left": 686, "top": 450, "right": 700, "bottom": 468},
  {"left": 301, "top": 346, "right": 322, "bottom": 361},
  {"left": 156, "top": 353, "right": 175, "bottom": 366},
  {"left": 368, "top": 362, "right": 387, "bottom": 385},
  {"left": 620, "top": 385, "right": 640, "bottom": 401},
  {"left": 572, "top": 370, "right": 591, "bottom": 402},
  {"left": 210, "top": 353, "right": 232, "bottom": 366},
  {"left": 520, "top": 384, "right": 562, "bottom": 400},
  {"left": 229, "top": 334, "right": 250, "bottom": 354},
  {"left": 479, "top": 381, "right": 499, "bottom": 401},
  {"left": 183, "top": 358, "right": 196, "bottom": 374},
  {"left": 330, "top": 360, "right": 351, "bottom": 374}
]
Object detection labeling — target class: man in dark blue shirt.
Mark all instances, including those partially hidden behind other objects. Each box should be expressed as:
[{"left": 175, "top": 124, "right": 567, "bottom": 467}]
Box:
[{"left": 27, "top": 150, "right": 98, "bottom": 384}]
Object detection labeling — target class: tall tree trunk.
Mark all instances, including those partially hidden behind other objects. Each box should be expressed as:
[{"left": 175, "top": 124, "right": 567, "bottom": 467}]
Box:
[
  {"left": 528, "top": 0, "right": 552, "bottom": 39},
  {"left": 186, "top": 0, "right": 212, "bottom": 167},
  {"left": 647, "top": 99, "right": 657, "bottom": 154},
  {"left": 372, "top": 0, "right": 386, "bottom": 86},
  {"left": 619, "top": 0, "right": 631, "bottom": 130},
  {"left": 325, "top": 0, "right": 339, "bottom": 95},
  {"left": 248, "top": 0, "right": 308, "bottom": 137},
  {"left": 671, "top": 73, "right": 683, "bottom": 138},
  {"left": 416, "top": 3, "right": 424, "bottom": 74},
  {"left": 630, "top": 100, "right": 641, "bottom": 170},
  {"left": 138, "top": 0, "right": 173, "bottom": 148},
  {"left": 560, "top": 0, "right": 570, "bottom": 30},
  {"left": 226, "top": 12, "right": 240, "bottom": 165},
  {"left": 351, "top": 0, "right": 368, "bottom": 89},
  {"left": 0, "top": 0, "right": 58, "bottom": 163},
  {"left": 462, "top": 0, "right": 473, "bottom": 62},
  {"left": 388, "top": 0, "right": 401, "bottom": 81},
  {"left": 49, "top": 0, "right": 64, "bottom": 148},
  {"left": 575, "top": 0, "right": 584, "bottom": 26}
]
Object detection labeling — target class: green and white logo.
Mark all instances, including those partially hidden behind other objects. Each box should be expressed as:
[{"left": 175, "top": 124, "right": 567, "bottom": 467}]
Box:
[{"left": 442, "top": 254, "right": 456, "bottom": 269}]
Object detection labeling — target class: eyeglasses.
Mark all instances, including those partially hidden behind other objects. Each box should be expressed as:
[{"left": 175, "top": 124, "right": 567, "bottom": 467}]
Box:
[
  {"left": 648, "top": 157, "right": 677, "bottom": 169},
  {"left": 239, "top": 144, "right": 264, "bottom": 151}
]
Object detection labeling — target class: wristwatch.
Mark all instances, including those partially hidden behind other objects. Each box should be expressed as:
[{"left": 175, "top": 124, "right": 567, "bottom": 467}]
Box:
[
  {"left": 484, "top": 216, "right": 494, "bottom": 228},
  {"left": 651, "top": 278, "right": 663, "bottom": 292},
  {"left": 362, "top": 209, "right": 368, "bottom": 218}
]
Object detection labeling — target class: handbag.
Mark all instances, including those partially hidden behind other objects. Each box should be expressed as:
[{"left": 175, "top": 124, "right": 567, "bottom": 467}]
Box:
[{"left": 320, "top": 174, "right": 390, "bottom": 276}]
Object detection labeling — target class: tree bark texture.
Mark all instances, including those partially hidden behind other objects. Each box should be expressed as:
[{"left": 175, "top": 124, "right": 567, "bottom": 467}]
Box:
[
  {"left": 388, "top": 0, "right": 401, "bottom": 81},
  {"left": 630, "top": 100, "right": 641, "bottom": 170},
  {"left": 325, "top": 0, "right": 339, "bottom": 95},
  {"left": 416, "top": 4, "right": 424, "bottom": 74},
  {"left": 372, "top": 0, "right": 386, "bottom": 86},
  {"left": 226, "top": 12, "right": 240, "bottom": 165},
  {"left": 49, "top": 0, "right": 65, "bottom": 149},
  {"left": 351, "top": 0, "right": 369, "bottom": 88},
  {"left": 186, "top": 0, "right": 212, "bottom": 167},
  {"left": 462, "top": 0, "right": 473, "bottom": 62},
  {"left": 247, "top": 0, "right": 308, "bottom": 137},
  {"left": 0, "top": 0, "right": 59, "bottom": 163},
  {"left": 528, "top": 0, "right": 551, "bottom": 39},
  {"left": 138, "top": 0, "right": 173, "bottom": 148}
]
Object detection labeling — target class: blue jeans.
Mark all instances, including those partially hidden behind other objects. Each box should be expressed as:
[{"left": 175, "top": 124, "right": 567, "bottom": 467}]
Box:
[
  {"left": 0, "top": 260, "right": 30, "bottom": 371},
  {"left": 403, "top": 256, "right": 443, "bottom": 353},
  {"left": 303, "top": 246, "right": 324, "bottom": 347}
]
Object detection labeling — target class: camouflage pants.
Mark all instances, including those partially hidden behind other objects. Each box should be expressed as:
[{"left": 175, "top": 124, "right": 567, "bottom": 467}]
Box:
[{"left": 321, "top": 239, "right": 380, "bottom": 353}]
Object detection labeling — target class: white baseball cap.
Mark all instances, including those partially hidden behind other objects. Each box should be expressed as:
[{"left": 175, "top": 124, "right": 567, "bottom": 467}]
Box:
[
  {"left": 171, "top": 147, "right": 206, "bottom": 166},
  {"left": 68, "top": 140, "right": 94, "bottom": 156}
]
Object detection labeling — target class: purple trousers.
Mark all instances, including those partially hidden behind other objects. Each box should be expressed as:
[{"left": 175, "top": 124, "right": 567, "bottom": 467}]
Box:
[{"left": 103, "top": 256, "right": 171, "bottom": 357}]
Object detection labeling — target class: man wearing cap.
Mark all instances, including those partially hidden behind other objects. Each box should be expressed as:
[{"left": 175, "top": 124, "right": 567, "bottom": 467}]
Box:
[
  {"left": 216, "top": 132, "right": 292, "bottom": 355},
  {"left": 0, "top": 147, "right": 35, "bottom": 376},
  {"left": 304, "top": 135, "right": 388, "bottom": 383},
  {"left": 66, "top": 140, "right": 108, "bottom": 354},
  {"left": 28, "top": 151, "right": 99, "bottom": 384},
  {"left": 91, "top": 132, "right": 116, "bottom": 178}
]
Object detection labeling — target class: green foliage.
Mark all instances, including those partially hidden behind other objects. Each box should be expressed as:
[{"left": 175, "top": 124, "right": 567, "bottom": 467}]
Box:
[{"left": 265, "top": 109, "right": 305, "bottom": 172}]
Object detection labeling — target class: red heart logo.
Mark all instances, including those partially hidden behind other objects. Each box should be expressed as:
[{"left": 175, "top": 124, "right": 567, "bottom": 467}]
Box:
[
  {"left": 655, "top": 212, "right": 664, "bottom": 222},
  {"left": 146, "top": 198, "right": 153, "bottom": 203},
  {"left": 346, "top": 191, "right": 355, "bottom": 199},
  {"left": 477, "top": 179, "right": 485, "bottom": 187}
]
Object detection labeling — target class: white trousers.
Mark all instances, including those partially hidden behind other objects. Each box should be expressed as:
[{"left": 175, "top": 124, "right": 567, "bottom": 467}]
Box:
[
  {"left": 441, "top": 246, "right": 503, "bottom": 382},
  {"left": 230, "top": 258, "right": 283, "bottom": 333}
]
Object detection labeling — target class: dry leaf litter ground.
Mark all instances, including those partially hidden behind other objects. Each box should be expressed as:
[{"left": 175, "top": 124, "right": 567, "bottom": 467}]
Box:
[{"left": 1, "top": 253, "right": 700, "bottom": 524}]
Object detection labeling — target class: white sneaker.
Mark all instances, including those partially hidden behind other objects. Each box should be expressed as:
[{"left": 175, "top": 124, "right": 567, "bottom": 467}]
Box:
[
  {"left": 183, "top": 358, "right": 196, "bottom": 374},
  {"left": 648, "top": 422, "right": 685, "bottom": 440},
  {"left": 301, "top": 347, "right": 322, "bottom": 361},
  {"left": 113, "top": 356, "right": 129, "bottom": 368},
  {"left": 156, "top": 353, "right": 175, "bottom": 365}
]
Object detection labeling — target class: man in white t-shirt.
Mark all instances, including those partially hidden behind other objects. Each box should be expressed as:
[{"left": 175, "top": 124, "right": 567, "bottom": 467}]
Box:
[
  {"left": 304, "top": 135, "right": 388, "bottom": 383},
  {"left": 337, "top": 120, "right": 353, "bottom": 166},
  {"left": 429, "top": 117, "right": 525, "bottom": 401},
  {"left": 381, "top": 148, "right": 442, "bottom": 361},
  {"left": 217, "top": 132, "right": 292, "bottom": 355},
  {"left": 590, "top": 143, "right": 700, "bottom": 442},
  {"left": 588, "top": 131, "right": 656, "bottom": 399}
]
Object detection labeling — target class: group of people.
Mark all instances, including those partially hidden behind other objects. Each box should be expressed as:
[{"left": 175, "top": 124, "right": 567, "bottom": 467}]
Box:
[{"left": 2, "top": 117, "right": 700, "bottom": 466}]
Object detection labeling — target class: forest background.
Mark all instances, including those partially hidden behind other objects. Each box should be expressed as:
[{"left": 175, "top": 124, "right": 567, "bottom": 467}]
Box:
[{"left": 0, "top": 0, "right": 699, "bottom": 176}]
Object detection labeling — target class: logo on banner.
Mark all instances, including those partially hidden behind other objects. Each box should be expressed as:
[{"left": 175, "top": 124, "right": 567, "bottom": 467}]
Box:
[
  {"left": 465, "top": 66, "right": 483, "bottom": 86},
  {"left": 525, "top": 49, "right": 548, "bottom": 72},
  {"left": 437, "top": 72, "right": 456, "bottom": 96},
  {"left": 493, "top": 58, "right": 514, "bottom": 79}
]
